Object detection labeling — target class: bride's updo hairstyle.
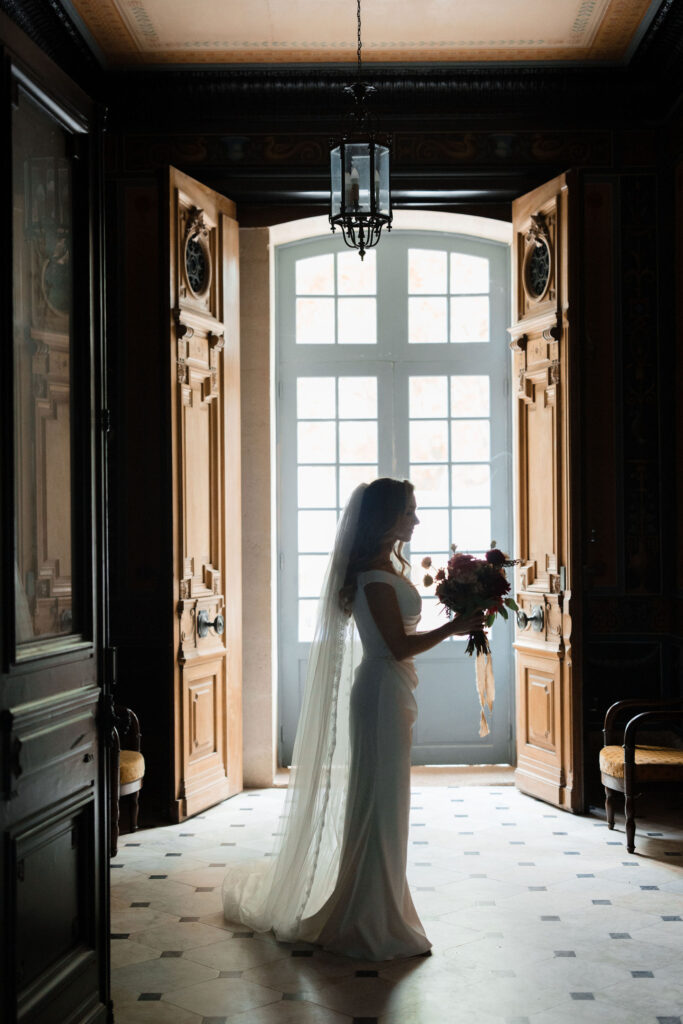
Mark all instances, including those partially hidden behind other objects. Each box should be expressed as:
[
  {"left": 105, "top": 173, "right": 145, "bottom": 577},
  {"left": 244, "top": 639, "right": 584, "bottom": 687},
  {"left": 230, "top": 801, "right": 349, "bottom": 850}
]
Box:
[{"left": 339, "top": 477, "right": 414, "bottom": 613}]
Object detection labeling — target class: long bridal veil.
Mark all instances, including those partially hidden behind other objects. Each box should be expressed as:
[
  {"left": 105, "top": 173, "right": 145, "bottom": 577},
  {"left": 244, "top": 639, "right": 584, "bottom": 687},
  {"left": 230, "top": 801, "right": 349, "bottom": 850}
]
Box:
[{"left": 222, "top": 483, "right": 367, "bottom": 939}]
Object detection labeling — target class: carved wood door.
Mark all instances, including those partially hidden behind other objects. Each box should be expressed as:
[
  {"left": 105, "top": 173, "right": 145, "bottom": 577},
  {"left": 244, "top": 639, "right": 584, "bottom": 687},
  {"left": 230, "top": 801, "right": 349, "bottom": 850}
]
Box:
[
  {"left": 510, "top": 174, "right": 582, "bottom": 811},
  {"left": 168, "top": 168, "right": 242, "bottom": 820}
]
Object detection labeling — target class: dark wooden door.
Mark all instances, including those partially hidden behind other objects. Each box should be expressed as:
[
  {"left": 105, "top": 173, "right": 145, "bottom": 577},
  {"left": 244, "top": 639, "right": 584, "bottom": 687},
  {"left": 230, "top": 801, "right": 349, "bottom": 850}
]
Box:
[{"left": 1, "top": 26, "right": 110, "bottom": 1024}]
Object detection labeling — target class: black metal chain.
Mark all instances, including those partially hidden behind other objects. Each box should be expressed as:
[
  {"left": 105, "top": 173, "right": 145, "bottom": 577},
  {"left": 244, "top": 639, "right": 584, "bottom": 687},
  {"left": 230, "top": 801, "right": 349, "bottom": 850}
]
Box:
[{"left": 357, "top": 0, "right": 362, "bottom": 76}]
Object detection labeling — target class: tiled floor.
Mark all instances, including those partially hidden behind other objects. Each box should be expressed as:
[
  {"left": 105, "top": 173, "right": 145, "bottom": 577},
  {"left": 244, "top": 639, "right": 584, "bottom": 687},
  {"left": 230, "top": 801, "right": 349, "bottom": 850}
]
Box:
[{"left": 110, "top": 781, "right": 683, "bottom": 1024}]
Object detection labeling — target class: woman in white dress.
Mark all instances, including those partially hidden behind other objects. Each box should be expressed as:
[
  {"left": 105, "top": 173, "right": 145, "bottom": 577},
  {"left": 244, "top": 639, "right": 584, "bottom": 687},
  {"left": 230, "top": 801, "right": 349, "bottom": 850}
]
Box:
[{"left": 223, "top": 478, "right": 484, "bottom": 961}]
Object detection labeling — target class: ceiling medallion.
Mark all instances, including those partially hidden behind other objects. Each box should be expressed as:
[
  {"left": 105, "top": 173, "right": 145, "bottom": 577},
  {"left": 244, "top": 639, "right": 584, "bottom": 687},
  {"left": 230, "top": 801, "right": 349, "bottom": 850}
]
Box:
[{"left": 329, "top": 0, "right": 392, "bottom": 259}]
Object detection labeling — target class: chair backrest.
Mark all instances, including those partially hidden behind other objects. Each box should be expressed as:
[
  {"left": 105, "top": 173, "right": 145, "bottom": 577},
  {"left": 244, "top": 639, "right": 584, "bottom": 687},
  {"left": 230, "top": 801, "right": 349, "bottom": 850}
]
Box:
[{"left": 604, "top": 697, "right": 683, "bottom": 746}]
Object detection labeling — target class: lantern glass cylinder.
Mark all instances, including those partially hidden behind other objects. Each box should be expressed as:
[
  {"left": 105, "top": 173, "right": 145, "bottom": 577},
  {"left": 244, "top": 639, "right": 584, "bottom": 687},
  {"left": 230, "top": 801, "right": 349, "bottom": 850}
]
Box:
[{"left": 330, "top": 141, "right": 390, "bottom": 218}]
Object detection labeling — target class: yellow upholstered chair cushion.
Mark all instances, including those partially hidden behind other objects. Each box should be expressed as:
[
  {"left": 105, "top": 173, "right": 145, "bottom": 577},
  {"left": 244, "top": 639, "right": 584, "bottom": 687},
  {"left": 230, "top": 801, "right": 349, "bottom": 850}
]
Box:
[
  {"left": 119, "top": 749, "right": 145, "bottom": 786},
  {"left": 600, "top": 745, "right": 683, "bottom": 782}
]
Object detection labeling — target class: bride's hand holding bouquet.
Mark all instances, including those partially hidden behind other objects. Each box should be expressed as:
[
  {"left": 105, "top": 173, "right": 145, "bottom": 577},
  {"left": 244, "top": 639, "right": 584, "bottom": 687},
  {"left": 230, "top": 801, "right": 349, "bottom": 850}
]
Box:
[{"left": 422, "top": 543, "right": 519, "bottom": 737}]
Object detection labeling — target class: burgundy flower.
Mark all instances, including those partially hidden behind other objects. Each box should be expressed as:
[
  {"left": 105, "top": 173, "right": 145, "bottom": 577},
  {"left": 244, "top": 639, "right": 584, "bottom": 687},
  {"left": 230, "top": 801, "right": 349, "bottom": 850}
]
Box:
[{"left": 485, "top": 548, "right": 506, "bottom": 567}]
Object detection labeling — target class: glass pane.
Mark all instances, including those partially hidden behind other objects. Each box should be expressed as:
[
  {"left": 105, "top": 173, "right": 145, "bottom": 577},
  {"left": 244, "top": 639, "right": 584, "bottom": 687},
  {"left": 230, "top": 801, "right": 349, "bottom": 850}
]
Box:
[
  {"left": 338, "top": 297, "right": 376, "bottom": 344},
  {"left": 450, "top": 253, "right": 489, "bottom": 294},
  {"left": 410, "top": 420, "right": 448, "bottom": 462},
  {"left": 451, "top": 420, "right": 490, "bottom": 462},
  {"left": 298, "top": 421, "right": 336, "bottom": 463},
  {"left": 337, "top": 250, "right": 376, "bottom": 295},
  {"left": 452, "top": 508, "right": 492, "bottom": 552},
  {"left": 340, "top": 465, "right": 376, "bottom": 505},
  {"left": 452, "top": 464, "right": 491, "bottom": 507},
  {"left": 296, "top": 253, "right": 334, "bottom": 294},
  {"left": 296, "top": 297, "right": 335, "bottom": 344},
  {"left": 409, "top": 249, "right": 447, "bottom": 294},
  {"left": 297, "top": 377, "right": 336, "bottom": 419},
  {"left": 412, "top": 508, "right": 449, "bottom": 553},
  {"left": 411, "top": 553, "right": 450, "bottom": 596},
  {"left": 338, "top": 376, "right": 377, "bottom": 419},
  {"left": 338, "top": 421, "right": 377, "bottom": 463},
  {"left": 419, "top": 597, "right": 448, "bottom": 632},
  {"left": 13, "top": 90, "right": 76, "bottom": 644},
  {"left": 450, "top": 375, "right": 490, "bottom": 417},
  {"left": 409, "top": 376, "right": 448, "bottom": 418},
  {"left": 298, "top": 510, "right": 337, "bottom": 552},
  {"left": 299, "top": 599, "right": 318, "bottom": 642},
  {"left": 298, "top": 466, "right": 336, "bottom": 507},
  {"left": 409, "top": 297, "right": 448, "bottom": 344},
  {"left": 410, "top": 464, "right": 449, "bottom": 507},
  {"left": 298, "top": 555, "right": 329, "bottom": 597},
  {"left": 451, "top": 296, "right": 489, "bottom": 343}
]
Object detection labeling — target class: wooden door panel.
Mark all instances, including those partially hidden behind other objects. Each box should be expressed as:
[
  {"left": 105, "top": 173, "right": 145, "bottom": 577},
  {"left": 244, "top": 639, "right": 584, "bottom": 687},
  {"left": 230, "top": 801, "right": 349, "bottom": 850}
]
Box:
[
  {"left": 169, "top": 168, "right": 242, "bottom": 820},
  {"left": 511, "top": 173, "right": 582, "bottom": 811}
]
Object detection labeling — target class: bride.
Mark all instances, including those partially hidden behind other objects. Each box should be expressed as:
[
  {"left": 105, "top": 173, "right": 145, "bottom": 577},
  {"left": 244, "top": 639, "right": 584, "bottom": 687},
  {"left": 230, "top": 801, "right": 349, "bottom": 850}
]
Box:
[{"left": 223, "top": 478, "right": 484, "bottom": 961}]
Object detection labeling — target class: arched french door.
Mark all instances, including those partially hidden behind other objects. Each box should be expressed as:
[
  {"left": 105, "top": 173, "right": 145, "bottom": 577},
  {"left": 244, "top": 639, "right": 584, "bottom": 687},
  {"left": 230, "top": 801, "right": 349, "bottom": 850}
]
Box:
[{"left": 276, "top": 229, "right": 513, "bottom": 767}]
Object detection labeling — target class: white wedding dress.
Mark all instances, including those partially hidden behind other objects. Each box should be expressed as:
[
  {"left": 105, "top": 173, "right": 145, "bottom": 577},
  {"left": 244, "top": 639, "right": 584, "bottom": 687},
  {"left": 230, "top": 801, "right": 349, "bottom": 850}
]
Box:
[{"left": 297, "top": 568, "right": 432, "bottom": 960}]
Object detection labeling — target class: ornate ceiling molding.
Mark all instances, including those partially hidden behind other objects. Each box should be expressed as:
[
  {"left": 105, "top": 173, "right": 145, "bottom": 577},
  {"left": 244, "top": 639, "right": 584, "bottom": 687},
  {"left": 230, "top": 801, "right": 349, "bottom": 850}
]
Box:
[
  {"left": 2, "top": 0, "right": 681, "bottom": 126},
  {"left": 0, "top": 0, "right": 101, "bottom": 90}
]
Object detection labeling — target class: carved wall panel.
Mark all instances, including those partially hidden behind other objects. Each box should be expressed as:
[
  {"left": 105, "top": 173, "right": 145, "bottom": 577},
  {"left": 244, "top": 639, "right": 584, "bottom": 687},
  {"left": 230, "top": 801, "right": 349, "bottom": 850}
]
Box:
[
  {"left": 182, "top": 659, "right": 227, "bottom": 816},
  {"left": 526, "top": 666, "right": 555, "bottom": 751},
  {"left": 188, "top": 673, "right": 218, "bottom": 760},
  {"left": 33, "top": 330, "right": 73, "bottom": 636},
  {"left": 517, "top": 654, "right": 563, "bottom": 790}
]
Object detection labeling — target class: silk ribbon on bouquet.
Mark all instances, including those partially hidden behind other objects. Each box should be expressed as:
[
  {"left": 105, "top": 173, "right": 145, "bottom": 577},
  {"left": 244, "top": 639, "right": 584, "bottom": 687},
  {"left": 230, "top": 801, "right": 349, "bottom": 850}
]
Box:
[{"left": 475, "top": 651, "right": 495, "bottom": 737}]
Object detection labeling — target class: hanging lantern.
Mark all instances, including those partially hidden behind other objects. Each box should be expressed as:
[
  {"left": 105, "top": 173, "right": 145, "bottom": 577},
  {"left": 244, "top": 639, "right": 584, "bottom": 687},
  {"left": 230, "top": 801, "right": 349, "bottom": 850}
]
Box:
[{"left": 329, "top": 2, "right": 392, "bottom": 259}]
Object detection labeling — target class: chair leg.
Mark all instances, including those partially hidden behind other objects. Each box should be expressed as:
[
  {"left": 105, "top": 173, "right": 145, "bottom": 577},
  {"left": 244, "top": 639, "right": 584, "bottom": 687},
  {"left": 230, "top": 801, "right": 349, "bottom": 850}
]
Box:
[
  {"left": 130, "top": 790, "right": 140, "bottom": 832},
  {"left": 605, "top": 786, "right": 615, "bottom": 829},
  {"left": 624, "top": 763, "right": 636, "bottom": 854},
  {"left": 110, "top": 788, "right": 120, "bottom": 857}
]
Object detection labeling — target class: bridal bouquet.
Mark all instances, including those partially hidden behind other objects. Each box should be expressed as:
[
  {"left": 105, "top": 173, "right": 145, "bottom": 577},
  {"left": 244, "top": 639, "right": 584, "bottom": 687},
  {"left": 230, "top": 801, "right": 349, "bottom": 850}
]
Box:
[{"left": 422, "top": 543, "right": 518, "bottom": 738}]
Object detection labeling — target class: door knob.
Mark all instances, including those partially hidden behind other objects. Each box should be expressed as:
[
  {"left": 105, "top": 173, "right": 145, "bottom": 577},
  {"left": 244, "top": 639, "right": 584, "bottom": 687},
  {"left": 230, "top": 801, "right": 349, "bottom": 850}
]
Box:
[
  {"left": 197, "top": 610, "right": 225, "bottom": 638},
  {"left": 516, "top": 605, "right": 544, "bottom": 632}
]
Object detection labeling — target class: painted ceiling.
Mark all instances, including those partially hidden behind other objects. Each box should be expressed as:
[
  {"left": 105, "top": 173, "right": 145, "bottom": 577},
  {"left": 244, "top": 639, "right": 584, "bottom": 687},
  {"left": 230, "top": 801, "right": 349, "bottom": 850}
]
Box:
[{"left": 66, "top": 0, "right": 660, "bottom": 66}]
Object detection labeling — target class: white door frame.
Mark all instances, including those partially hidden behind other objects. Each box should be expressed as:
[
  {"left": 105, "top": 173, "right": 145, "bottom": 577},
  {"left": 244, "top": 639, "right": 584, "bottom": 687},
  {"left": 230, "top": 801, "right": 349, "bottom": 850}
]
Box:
[{"left": 272, "top": 215, "right": 514, "bottom": 768}]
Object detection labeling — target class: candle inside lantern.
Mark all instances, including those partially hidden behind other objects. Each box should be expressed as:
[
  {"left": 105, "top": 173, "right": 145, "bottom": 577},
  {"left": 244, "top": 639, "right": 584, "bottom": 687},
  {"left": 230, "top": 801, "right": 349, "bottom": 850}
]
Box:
[
  {"left": 374, "top": 168, "right": 380, "bottom": 209},
  {"left": 350, "top": 165, "right": 360, "bottom": 206},
  {"left": 344, "top": 170, "right": 352, "bottom": 207}
]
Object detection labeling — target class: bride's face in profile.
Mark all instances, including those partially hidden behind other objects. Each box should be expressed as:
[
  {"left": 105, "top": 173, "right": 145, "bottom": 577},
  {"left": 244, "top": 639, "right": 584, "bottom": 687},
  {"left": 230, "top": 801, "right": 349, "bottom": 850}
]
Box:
[{"left": 392, "top": 491, "right": 419, "bottom": 544}]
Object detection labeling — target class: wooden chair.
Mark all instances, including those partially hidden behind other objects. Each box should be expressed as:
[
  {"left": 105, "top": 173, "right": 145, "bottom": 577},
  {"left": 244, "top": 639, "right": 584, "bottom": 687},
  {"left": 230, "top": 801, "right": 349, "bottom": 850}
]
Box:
[
  {"left": 110, "top": 705, "right": 145, "bottom": 857},
  {"left": 600, "top": 697, "right": 683, "bottom": 853}
]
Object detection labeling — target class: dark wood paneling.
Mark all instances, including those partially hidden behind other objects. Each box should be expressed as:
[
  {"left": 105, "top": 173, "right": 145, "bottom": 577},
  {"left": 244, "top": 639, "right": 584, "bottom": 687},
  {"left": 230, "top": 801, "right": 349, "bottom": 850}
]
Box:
[
  {"left": 620, "top": 175, "right": 662, "bottom": 594},
  {"left": 107, "top": 179, "right": 174, "bottom": 823},
  {"left": 676, "top": 157, "right": 683, "bottom": 594},
  {"left": 582, "top": 179, "right": 618, "bottom": 590}
]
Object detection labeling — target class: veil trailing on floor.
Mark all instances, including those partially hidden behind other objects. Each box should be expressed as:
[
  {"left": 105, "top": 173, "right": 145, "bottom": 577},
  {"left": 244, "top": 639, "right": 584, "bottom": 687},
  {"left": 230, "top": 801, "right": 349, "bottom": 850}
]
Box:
[{"left": 222, "top": 483, "right": 367, "bottom": 940}]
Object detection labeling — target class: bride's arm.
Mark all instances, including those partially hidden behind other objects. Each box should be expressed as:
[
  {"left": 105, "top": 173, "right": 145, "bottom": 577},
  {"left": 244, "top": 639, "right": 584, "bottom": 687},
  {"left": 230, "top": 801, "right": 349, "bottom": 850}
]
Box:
[{"left": 364, "top": 582, "right": 485, "bottom": 661}]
